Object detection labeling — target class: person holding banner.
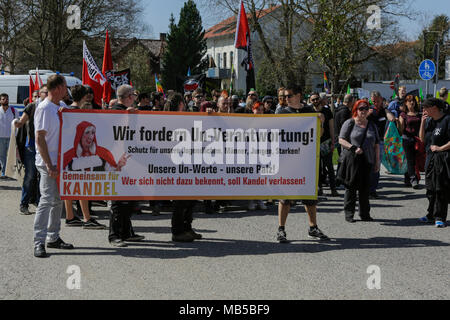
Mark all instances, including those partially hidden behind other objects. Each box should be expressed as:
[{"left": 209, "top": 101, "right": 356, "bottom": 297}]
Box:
[
  {"left": 339, "top": 100, "right": 380, "bottom": 223},
  {"left": 108, "top": 85, "right": 144, "bottom": 247},
  {"left": 275, "top": 86, "right": 330, "bottom": 243},
  {"left": 33, "top": 75, "right": 74, "bottom": 258},
  {"left": 164, "top": 92, "right": 202, "bottom": 242}
]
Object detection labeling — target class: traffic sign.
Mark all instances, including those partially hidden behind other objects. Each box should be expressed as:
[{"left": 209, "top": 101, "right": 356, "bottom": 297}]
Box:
[{"left": 419, "top": 59, "right": 436, "bottom": 81}]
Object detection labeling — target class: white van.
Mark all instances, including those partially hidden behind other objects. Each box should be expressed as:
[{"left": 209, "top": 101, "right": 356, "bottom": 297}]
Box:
[{"left": 0, "top": 70, "right": 82, "bottom": 113}]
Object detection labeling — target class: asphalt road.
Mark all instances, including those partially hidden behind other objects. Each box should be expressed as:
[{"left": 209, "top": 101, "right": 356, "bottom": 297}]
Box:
[{"left": 0, "top": 169, "right": 448, "bottom": 300}]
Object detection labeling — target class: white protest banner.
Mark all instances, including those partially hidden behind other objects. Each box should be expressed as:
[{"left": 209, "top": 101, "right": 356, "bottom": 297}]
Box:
[{"left": 58, "top": 110, "right": 320, "bottom": 201}]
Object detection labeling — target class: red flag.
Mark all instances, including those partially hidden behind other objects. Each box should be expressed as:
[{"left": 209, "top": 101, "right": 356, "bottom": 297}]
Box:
[
  {"left": 82, "top": 41, "right": 106, "bottom": 106},
  {"left": 234, "top": 0, "right": 255, "bottom": 91},
  {"left": 102, "top": 30, "right": 113, "bottom": 104},
  {"left": 29, "top": 76, "right": 35, "bottom": 104},
  {"left": 34, "top": 68, "right": 43, "bottom": 88},
  {"left": 234, "top": 1, "right": 250, "bottom": 50}
]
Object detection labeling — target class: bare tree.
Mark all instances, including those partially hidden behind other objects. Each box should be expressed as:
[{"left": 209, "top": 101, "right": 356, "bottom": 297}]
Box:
[
  {"left": 0, "top": 0, "right": 29, "bottom": 73},
  {"left": 199, "top": 0, "right": 413, "bottom": 94},
  {"left": 5, "top": 0, "right": 146, "bottom": 73}
]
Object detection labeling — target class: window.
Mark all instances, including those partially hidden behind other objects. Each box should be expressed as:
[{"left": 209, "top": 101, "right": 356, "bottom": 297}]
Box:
[
  {"left": 223, "top": 52, "right": 227, "bottom": 69},
  {"left": 216, "top": 53, "right": 221, "bottom": 68},
  {"left": 230, "top": 52, "right": 234, "bottom": 69},
  {"left": 17, "top": 86, "right": 29, "bottom": 104}
]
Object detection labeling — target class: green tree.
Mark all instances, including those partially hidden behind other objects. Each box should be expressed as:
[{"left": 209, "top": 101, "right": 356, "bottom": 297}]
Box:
[
  {"left": 161, "top": 0, "right": 207, "bottom": 90},
  {"left": 118, "top": 44, "right": 155, "bottom": 92}
]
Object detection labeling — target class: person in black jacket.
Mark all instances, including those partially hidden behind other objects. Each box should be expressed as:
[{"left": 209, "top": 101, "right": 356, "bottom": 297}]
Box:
[
  {"left": 108, "top": 85, "right": 145, "bottom": 247},
  {"left": 419, "top": 98, "right": 450, "bottom": 228},
  {"left": 14, "top": 86, "right": 48, "bottom": 214}
]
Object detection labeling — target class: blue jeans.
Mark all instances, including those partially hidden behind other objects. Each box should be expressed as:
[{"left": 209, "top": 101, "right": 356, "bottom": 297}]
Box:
[
  {"left": 0, "top": 137, "right": 10, "bottom": 176},
  {"left": 21, "top": 146, "right": 40, "bottom": 207},
  {"left": 34, "top": 166, "right": 63, "bottom": 246}
]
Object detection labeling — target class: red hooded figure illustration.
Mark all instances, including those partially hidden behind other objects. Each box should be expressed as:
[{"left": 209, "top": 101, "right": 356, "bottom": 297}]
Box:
[{"left": 63, "top": 121, "right": 119, "bottom": 171}]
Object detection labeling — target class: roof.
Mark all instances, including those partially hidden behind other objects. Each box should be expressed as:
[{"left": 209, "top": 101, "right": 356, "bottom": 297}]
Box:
[
  {"left": 111, "top": 37, "right": 166, "bottom": 59},
  {"left": 204, "top": 5, "right": 280, "bottom": 40}
]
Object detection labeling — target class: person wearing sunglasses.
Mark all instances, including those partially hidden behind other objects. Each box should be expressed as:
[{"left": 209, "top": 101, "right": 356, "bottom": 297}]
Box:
[
  {"left": 339, "top": 100, "right": 380, "bottom": 223},
  {"left": 275, "top": 85, "right": 330, "bottom": 243},
  {"left": 275, "top": 87, "right": 287, "bottom": 113}
]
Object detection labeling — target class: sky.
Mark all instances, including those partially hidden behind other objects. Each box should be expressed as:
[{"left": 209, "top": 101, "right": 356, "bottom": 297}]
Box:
[{"left": 141, "top": 0, "right": 450, "bottom": 40}]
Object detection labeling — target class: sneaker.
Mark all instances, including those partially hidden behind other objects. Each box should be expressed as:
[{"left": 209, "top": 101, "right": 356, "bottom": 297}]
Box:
[
  {"left": 19, "top": 206, "right": 31, "bottom": 215},
  {"left": 419, "top": 216, "right": 434, "bottom": 224},
  {"left": 152, "top": 205, "right": 161, "bottom": 216},
  {"left": 435, "top": 221, "right": 447, "bottom": 228},
  {"left": 47, "top": 238, "right": 74, "bottom": 249},
  {"left": 369, "top": 192, "right": 379, "bottom": 199},
  {"left": 83, "top": 218, "right": 107, "bottom": 230},
  {"left": 187, "top": 229, "right": 203, "bottom": 240},
  {"left": 412, "top": 181, "right": 420, "bottom": 190},
  {"left": 361, "top": 216, "right": 375, "bottom": 222},
  {"left": 0, "top": 175, "right": 7, "bottom": 180},
  {"left": 277, "top": 229, "right": 289, "bottom": 243},
  {"left": 125, "top": 234, "right": 145, "bottom": 242},
  {"left": 247, "top": 200, "right": 256, "bottom": 211},
  {"left": 34, "top": 244, "right": 48, "bottom": 258},
  {"left": 65, "top": 216, "right": 84, "bottom": 227},
  {"left": 110, "top": 239, "right": 127, "bottom": 247},
  {"left": 172, "top": 232, "right": 195, "bottom": 242},
  {"left": 308, "top": 227, "right": 330, "bottom": 241},
  {"left": 257, "top": 200, "right": 267, "bottom": 210}
]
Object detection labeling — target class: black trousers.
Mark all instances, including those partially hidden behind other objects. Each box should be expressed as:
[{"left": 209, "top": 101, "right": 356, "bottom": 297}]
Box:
[
  {"left": 109, "top": 201, "right": 135, "bottom": 242},
  {"left": 171, "top": 200, "right": 195, "bottom": 235},
  {"left": 344, "top": 164, "right": 372, "bottom": 219},
  {"left": 426, "top": 190, "right": 448, "bottom": 222},
  {"left": 403, "top": 136, "right": 418, "bottom": 183},
  {"left": 319, "top": 152, "right": 336, "bottom": 190}
]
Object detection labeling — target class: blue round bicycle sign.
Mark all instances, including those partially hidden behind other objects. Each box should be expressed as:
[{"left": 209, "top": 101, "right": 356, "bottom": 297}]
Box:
[{"left": 419, "top": 59, "right": 436, "bottom": 81}]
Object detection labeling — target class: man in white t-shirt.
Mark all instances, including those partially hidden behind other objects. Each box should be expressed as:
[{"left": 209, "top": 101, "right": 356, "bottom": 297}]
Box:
[
  {"left": 0, "top": 93, "right": 19, "bottom": 178},
  {"left": 33, "top": 75, "right": 74, "bottom": 258}
]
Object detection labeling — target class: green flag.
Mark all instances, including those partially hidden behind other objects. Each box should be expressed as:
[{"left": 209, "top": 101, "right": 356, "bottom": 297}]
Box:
[
  {"left": 392, "top": 90, "right": 397, "bottom": 100},
  {"left": 419, "top": 88, "right": 424, "bottom": 101},
  {"left": 347, "top": 85, "right": 351, "bottom": 95}
]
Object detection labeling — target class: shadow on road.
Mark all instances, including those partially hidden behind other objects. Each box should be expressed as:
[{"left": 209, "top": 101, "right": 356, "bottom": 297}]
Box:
[
  {"left": 0, "top": 185, "right": 21, "bottom": 191},
  {"left": 48, "top": 236, "right": 450, "bottom": 259}
]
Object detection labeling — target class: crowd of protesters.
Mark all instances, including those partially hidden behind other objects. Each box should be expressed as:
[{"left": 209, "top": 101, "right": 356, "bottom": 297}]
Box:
[{"left": 0, "top": 77, "right": 449, "bottom": 258}]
